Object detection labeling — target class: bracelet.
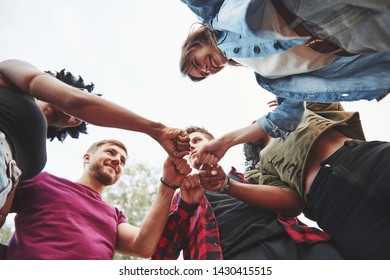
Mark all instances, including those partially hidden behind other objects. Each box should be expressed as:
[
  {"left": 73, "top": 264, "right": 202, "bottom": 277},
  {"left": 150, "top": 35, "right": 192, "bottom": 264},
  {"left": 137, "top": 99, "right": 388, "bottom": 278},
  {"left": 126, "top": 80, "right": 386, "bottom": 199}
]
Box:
[
  {"left": 217, "top": 175, "right": 230, "bottom": 194},
  {"left": 160, "top": 177, "right": 179, "bottom": 190}
]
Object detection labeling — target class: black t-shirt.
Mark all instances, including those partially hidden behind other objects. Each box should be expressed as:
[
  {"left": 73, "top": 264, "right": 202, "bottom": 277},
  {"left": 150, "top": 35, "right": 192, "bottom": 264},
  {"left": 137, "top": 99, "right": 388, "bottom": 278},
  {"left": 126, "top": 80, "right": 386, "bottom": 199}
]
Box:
[
  {"left": 0, "top": 86, "right": 47, "bottom": 180},
  {"left": 206, "top": 182, "right": 287, "bottom": 259}
]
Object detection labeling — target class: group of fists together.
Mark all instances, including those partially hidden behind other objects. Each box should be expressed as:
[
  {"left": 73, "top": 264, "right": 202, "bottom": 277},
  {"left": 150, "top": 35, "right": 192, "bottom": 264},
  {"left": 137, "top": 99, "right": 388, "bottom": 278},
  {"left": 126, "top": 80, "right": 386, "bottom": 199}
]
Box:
[{"left": 158, "top": 127, "right": 228, "bottom": 205}]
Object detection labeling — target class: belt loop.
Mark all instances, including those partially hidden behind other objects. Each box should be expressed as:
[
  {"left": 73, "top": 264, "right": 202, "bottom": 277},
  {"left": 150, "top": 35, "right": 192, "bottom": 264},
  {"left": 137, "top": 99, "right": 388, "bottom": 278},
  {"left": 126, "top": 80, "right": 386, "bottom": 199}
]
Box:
[{"left": 8, "top": 160, "right": 21, "bottom": 186}]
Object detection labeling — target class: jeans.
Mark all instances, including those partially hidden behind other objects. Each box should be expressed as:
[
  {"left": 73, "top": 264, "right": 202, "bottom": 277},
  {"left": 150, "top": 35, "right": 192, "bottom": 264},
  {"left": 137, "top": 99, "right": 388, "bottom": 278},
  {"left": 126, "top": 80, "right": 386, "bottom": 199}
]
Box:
[
  {"left": 306, "top": 140, "right": 390, "bottom": 259},
  {"left": 230, "top": 235, "right": 343, "bottom": 260}
]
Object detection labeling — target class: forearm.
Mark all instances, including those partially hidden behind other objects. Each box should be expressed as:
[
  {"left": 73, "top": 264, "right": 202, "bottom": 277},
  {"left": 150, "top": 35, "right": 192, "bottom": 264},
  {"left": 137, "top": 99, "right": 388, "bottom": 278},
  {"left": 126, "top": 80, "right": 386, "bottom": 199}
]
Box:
[
  {"left": 219, "top": 123, "right": 267, "bottom": 149},
  {"left": 0, "top": 59, "right": 165, "bottom": 139},
  {"left": 133, "top": 185, "right": 175, "bottom": 257},
  {"left": 30, "top": 73, "right": 165, "bottom": 138},
  {"left": 227, "top": 180, "right": 304, "bottom": 216}
]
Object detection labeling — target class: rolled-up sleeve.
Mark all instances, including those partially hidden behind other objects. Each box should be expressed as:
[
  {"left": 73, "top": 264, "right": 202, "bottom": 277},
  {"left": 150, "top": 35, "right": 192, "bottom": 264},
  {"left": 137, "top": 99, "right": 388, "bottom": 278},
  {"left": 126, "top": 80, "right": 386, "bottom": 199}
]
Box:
[{"left": 257, "top": 98, "right": 305, "bottom": 139}]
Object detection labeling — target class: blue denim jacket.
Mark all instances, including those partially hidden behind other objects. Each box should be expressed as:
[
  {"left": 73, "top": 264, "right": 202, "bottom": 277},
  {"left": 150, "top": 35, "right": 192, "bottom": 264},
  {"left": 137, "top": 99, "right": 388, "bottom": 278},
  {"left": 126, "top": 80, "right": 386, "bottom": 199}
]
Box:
[{"left": 181, "top": 0, "right": 390, "bottom": 138}]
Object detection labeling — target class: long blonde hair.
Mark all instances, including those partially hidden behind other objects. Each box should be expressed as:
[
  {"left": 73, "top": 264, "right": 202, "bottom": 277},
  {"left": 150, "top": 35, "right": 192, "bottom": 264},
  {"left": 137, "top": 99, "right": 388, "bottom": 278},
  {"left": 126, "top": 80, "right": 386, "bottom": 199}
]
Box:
[{"left": 180, "top": 23, "right": 239, "bottom": 81}]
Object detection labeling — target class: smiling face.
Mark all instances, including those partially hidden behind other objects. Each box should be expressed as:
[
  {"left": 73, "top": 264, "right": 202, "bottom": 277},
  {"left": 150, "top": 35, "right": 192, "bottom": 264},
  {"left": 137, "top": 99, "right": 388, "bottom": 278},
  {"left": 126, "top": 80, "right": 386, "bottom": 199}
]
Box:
[
  {"left": 188, "top": 131, "right": 212, "bottom": 170},
  {"left": 187, "top": 45, "right": 228, "bottom": 79},
  {"left": 85, "top": 142, "right": 128, "bottom": 186}
]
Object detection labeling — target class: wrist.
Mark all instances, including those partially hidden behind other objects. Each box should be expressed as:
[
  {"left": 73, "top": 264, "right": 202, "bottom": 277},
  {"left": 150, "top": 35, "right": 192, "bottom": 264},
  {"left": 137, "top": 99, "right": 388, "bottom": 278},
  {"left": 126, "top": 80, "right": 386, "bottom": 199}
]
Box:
[
  {"left": 160, "top": 177, "right": 179, "bottom": 191},
  {"left": 149, "top": 122, "right": 165, "bottom": 140},
  {"left": 219, "top": 135, "right": 232, "bottom": 150},
  {"left": 216, "top": 175, "right": 230, "bottom": 194}
]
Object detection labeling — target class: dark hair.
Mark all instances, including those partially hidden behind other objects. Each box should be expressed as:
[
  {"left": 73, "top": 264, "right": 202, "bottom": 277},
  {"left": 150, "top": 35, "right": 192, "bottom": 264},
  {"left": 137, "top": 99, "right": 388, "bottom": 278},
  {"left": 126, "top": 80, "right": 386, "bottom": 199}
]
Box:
[
  {"left": 243, "top": 142, "right": 262, "bottom": 171},
  {"left": 185, "top": 125, "right": 215, "bottom": 140},
  {"left": 180, "top": 23, "right": 240, "bottom": 82},
  {"left": 45, "top": 69, "right": 96, "bottom": 142}
]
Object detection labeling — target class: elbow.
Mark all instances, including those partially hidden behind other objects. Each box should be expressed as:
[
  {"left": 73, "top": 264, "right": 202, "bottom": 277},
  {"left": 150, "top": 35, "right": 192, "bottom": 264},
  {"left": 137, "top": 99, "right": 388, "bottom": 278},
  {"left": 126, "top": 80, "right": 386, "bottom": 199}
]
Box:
[
  {"left": 280, "top": 207, "right": 303, "bottom": 217},
  {"left": 277, "top": 204, "right": 303, "bottom": 217},
  {"left": 136, "top": 246, "right": 157, "bottom": 259},
  {"left": 116, "top": 244, "right": 156, "bottom": 259},
  {"left": 278, "top": 189, "right": 305, "bottom": 216}
]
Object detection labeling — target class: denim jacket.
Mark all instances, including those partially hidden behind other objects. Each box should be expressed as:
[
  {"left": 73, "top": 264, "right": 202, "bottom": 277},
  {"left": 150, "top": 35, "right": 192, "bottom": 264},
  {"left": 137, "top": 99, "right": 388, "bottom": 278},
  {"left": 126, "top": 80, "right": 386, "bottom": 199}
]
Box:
[{"left": 181, "top": 0, "right": 390, "bottom": 138}]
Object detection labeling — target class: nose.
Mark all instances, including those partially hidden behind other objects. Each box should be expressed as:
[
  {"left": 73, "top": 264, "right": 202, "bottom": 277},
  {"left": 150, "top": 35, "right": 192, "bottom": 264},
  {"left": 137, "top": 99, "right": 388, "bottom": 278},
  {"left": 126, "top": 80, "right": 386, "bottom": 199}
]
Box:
[
  {"left": 202, "top": 64, "right": 210, "bottom": 74},
  {"left": 71, "top": 117, "right": 82, "bottom": 126},
  {"left": 189, "top": 141, "right": 197, "bottom": 151},
  {"left": 200, "top": 63, "right": 210, "bottom": 76},
  {"left": 111, "top": 157, "right": 120, "bottom": 166}
]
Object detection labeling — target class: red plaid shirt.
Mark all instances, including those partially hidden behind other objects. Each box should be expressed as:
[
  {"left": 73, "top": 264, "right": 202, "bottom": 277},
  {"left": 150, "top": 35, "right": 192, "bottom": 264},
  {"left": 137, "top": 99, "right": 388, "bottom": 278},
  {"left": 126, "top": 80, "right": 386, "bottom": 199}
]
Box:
[{"left": 152, "top": 168, "right": 330, "bottom": 260}]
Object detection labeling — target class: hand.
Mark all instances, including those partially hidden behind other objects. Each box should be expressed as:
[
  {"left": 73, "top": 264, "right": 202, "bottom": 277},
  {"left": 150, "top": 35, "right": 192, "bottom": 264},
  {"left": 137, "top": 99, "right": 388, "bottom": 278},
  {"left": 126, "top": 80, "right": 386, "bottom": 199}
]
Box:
[
  {"left": 180, "top": 173, "right": 205, "bottom": 205},
  {"left": 193, "top": 139, "right": 227, "bottom": 166},
  {"left": 158, "top": 127, "right": 190, "bottom": 158},
  {"left": 198, "top": 164, "right": 226, "bottom": 192},
  {"left": 267, "top": 100, "right": 278, "bottom": 109},
  {"left": 162, "top": 156, "right": 192, "bottom": 187},
  {"left": 189, "top": 150, "right": 219, "bottom": 170}
]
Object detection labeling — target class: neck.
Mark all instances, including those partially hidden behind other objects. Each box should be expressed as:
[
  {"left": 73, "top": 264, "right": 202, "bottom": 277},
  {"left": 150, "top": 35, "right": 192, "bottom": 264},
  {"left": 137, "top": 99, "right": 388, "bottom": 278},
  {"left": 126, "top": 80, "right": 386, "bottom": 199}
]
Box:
[
  {"left": 35, "top": 100, "right": 54, "bottom": 125},
  {"left": 76, "top": 173, "right": 106, "bottom": 195}
]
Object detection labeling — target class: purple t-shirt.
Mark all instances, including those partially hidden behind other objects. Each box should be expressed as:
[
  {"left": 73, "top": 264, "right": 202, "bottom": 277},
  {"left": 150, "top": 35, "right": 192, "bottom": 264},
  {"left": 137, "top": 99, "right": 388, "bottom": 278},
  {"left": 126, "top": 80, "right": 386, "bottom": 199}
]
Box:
[{"left": 7, "top": 172, "right": 127, "bottom": 259}]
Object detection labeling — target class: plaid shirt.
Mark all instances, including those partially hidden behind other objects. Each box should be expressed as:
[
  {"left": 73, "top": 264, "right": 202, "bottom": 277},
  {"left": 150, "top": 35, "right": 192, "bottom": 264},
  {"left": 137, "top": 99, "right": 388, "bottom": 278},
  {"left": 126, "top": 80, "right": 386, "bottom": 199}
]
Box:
[{"left": 152, "top": 168, "right": 330, "bottom": 260}]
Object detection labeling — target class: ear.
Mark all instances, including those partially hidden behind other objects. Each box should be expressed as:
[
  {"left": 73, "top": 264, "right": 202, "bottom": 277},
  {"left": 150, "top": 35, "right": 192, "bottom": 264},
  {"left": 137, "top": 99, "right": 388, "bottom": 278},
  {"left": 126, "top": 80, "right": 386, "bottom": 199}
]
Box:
[{"left": 83, "top": 153, "right": 91, "bottom": 164}]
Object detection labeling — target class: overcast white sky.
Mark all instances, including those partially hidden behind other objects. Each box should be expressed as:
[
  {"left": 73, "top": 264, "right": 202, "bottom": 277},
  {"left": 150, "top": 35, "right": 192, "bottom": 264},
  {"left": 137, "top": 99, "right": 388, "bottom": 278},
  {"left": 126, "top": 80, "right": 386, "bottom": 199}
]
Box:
[{"left": 1, "top": 0, "right": 390, "bottom": 227}]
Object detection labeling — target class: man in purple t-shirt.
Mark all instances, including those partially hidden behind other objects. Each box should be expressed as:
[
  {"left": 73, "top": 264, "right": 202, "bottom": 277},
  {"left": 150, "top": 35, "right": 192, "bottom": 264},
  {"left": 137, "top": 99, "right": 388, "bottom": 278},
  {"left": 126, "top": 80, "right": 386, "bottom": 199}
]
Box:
[{"left": 4, "top": 139, "right": 191, "bottom": 259}]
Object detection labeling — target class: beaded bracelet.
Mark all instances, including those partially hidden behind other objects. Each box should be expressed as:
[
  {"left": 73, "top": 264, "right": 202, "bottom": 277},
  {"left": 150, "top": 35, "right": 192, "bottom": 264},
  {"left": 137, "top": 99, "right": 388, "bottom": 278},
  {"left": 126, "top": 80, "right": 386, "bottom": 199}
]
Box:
[{"left": 160, "top": 177, "right": 179, "bottom": 190}]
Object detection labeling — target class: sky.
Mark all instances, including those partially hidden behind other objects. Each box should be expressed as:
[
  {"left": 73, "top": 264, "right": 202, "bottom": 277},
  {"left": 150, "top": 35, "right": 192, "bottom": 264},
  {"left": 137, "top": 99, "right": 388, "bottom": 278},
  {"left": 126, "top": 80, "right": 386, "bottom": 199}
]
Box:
[{"left": 1, "top": 0, "right": 390, "bottom": 227}]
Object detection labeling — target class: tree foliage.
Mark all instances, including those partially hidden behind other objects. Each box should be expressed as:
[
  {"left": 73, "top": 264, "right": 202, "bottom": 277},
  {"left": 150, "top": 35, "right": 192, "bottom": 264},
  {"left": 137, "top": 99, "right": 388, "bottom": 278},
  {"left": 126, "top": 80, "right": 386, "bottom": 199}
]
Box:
[
  {"left": 103, "top": 160, "right": 160, "bottom": 260},
  {"left": 0, "top": 220, "right": 13, "bottom": 245}
]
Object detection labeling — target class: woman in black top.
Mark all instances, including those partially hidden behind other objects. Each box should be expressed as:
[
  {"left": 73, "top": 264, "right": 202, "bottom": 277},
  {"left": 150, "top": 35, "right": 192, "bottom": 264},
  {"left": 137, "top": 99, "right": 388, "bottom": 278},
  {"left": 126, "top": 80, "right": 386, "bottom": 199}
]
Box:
[{"left": 0, "top": 59, "right": 190, "bottom": 227}]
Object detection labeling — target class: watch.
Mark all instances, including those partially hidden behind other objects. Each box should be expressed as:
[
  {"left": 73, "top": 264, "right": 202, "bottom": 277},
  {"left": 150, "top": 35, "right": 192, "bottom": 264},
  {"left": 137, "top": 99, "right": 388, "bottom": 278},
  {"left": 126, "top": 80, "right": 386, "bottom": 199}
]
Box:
[{"left": 217, "top": 175, "right": 230, "bottom": 194}]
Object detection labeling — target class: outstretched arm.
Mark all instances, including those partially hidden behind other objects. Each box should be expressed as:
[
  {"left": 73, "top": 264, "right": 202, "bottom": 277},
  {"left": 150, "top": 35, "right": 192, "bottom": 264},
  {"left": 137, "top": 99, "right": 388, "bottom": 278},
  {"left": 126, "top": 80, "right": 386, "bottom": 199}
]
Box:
[
  {"left": 199, "top": 165, "right": 304, "bottom": 216},
  {"left": 195, "top": 123, "right": 268, "bottom": 165},
  {"left": 0, "top": 59, "right": 190, "bottom": 157},
  {"left": 115, "top": 156, "right": 192, "bottom": 258},
  {"left": 195, "top": 98, "right": 305, "bottom": 165}
]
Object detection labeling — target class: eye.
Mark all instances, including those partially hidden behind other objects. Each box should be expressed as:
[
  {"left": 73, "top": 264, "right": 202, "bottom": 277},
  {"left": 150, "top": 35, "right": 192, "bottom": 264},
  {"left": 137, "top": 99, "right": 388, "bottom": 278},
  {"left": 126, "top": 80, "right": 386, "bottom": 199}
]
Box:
[
  {"left": 193, "top": 58, "right": 200, "bottom": 68},
  {"left": 192, "top": 137, "right": 204, "bottom": 144}
]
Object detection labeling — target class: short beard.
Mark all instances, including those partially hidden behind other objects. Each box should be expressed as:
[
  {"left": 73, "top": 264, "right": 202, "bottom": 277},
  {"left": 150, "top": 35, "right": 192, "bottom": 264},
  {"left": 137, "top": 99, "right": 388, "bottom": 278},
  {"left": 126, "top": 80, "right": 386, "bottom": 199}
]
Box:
[{"left": 89, "top": 163, "right": 118, "bottom": 186}]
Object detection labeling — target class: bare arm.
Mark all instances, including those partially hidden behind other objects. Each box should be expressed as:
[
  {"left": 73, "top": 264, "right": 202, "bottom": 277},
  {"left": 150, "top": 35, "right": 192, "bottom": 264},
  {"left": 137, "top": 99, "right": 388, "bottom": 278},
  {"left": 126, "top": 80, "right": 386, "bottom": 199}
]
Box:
[
  {"left": 0, "top": 59, "right": 190, "bottom": 157},
  {"left": 200, "top": 165, "right": 304, "bottom": 216},
  {"left": 227, "top": 180, "right": 304, "bottom": 216},
  {"left": 195, "top": 123, "right": 268, "bottom": 165},
  {"left": 115, "top": 156, "right": 192, "bottom": 258},
  {"left": 116, "top": 184, "right": 176, "bottom": 258}
]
